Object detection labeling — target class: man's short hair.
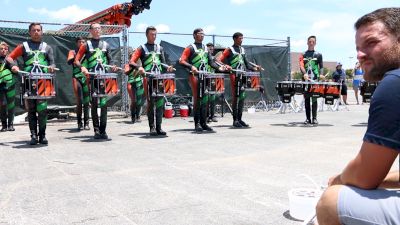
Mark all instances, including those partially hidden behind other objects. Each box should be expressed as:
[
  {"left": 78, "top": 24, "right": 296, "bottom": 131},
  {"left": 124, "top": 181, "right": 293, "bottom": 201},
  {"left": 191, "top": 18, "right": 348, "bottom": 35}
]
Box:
[
  {"left": 89, "top": 23, "right": 100, "bottom": 30},
  {"left": 206, "top": 42, "right": 214, "bottom": 47},
  {"left": 307, "top": 35, "right": 316, "bottom": 41},
  {"left": 233, "top": 32, "right": 243, "bottom": 40},
  {"left": 355, "top": 7, "right": 400, "bottom": 37},
  {"left": 29, "top": 23, "right": 42, "bottom": 32},
  {"left": 75, "top": 37, "right": 85, "bottom": 43},
  {"left": 193, "top": 28, "right": 203, "bottom": 35},
  {"left": 146, "top": 26, "right": 157, "bottom": 35},
  {"left": 0, "top": 41, "right": 8, "bottom": 49}
]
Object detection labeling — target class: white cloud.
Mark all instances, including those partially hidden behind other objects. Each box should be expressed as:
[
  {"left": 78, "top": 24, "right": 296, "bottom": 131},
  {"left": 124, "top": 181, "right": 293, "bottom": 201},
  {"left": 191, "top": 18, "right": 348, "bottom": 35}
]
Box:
[
  {"left": 203, "top": 25, "right": 216, "bottom": 34},
  {"left": 135, "top": 23, "right": 148, "bottom": 32},
  {"left": 155, "top": 24, "right": 170, "bottom": 33},
  {"left": 28, "top": 5, "right": 93, "bottom": 23},
  {"left": 230, "top": 0, "right": 251, "bottom": 5},
  {"left": 135, "top": 23, "right": 170, "bottom": 33},
  {"left": 291, "top": 39, "right": 306, "bottom": 48},
  {"left": 311, "top": 20, "right": 331, "bottom": 31}
]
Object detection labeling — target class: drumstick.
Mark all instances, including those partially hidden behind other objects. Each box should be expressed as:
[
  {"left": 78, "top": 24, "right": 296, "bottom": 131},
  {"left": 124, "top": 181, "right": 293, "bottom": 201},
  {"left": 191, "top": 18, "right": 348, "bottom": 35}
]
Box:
[
  {"left": 248, "top": 61, "right": 265, "bottom": 71},
  {"left": 18, "top": 71, "right": 30, "bottom": 74},
  {"left": 103, "top": 64, "right": 123, "bottom": 71},
  {"left": 37, "top": 64, "right": 60, "bottom": 71},
  {"left": 230, "top": 68, "right": 246, "bottom": 73},
  {"left": 160, "top": 62, "right": 176, "bottom": 71}
]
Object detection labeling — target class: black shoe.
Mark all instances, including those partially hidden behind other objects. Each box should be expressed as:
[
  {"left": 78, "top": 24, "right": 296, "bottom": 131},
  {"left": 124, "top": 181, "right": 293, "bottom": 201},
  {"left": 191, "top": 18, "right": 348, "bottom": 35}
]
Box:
[
  {"left": 150, "top": 127, "right": 158, "bottom": 136},
  {"left": 100, "top": 132, "right": 108, "bottom": 139},
  {"left": 233, "top": 120, "right": 243, "bottom": 128},
  {"left": 1, "top": 127, "right": 7, "bottom": 132},
  {"left": 239, "top": 120, "right": 249, "bottom": 127},
  {"left": 94, "top": 131, "right": 102, "bottom": 139},
  {"left": 136, "top": 116, "right": 141, "bottom": 123},
  {"left": 30, "top": 135, "right": 38, "bottom": 145},
  {"left": 195, "top": 123, "right": 203, "bottom": 132},
  {"left": 77, "top": 123, "right": 83, "bottom": 131},
  {"left": 211, "top": 117, "right": 218, "bottom": 122},
  {"left": 156, "top": 128, "right": 167, "bottom": 136},
  {"left": 7, "top": 124, "right": 15, "bottom": 131},
  {"left": 201, "top": 124, "right": 213, "bottom": 131},
  {"left": 207, "top": 118, "right": 212, "bottom": 123},
  {"left": 84, "top": 124, "right": 90, "bottom": 130},
  {"left": 304, "top": 119, "right": 311, "bottom": 125},
  {"left": 39, "top": 136, "right": 48, "bottom": 145},
  {"left": 131, "top": 116, "right": 136, "bottom": 124},
  {"left": 312, "top": 118, "right": 318, "bottom": 125}
]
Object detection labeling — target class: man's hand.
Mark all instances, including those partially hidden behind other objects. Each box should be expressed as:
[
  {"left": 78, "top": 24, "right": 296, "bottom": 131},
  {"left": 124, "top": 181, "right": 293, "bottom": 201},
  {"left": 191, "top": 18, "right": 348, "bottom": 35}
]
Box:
[
  {"left": 11, "top": 66, "right": 19, "bottom": 73},
  {"left": 191, "top": 66, "right": 198, "bottom": 74},
  {"left": 138, "top": 67, "right": 145, "bottom": 75},
  {"left": 328, "top": 174, "right": 343, "bottom": 186},
  {"left": 111, "top": 65, "right": 118, "bottom": 72},
  {"left": 167, "top": 66, "right": 174, "bottom": 72},
  {"left": 303, "top": 74, "right": 310, "bottom": 81},
  {"left": 81, "top": 66, "right": 88, "bottom": 75},
  {"left": 48, "top": 66, "right": 55, "bottom": 73}
]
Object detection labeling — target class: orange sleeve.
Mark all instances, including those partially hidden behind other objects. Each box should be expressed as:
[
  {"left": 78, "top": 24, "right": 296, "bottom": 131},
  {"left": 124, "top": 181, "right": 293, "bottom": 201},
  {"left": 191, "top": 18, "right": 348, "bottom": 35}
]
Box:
[
  {"left": 129, "top": 48, "right": 142, "bottom": 64},
  {"left": 74, "top": 45, "right": 87, "bottom": 66},
  {"left": 179, "top": 47, "right": 191, "bottom": 63},
  {"left": 67, "top": 50, "right": 75, "bottom": 64},
  {"left": 299, "top": 54, "right": 305, "bottom": 72},
  {"left": 8, "top": 45, "right": 24, "bottom": 60},
  {"left": 218, "top": 48, "right": 230, "bottom": 63}
]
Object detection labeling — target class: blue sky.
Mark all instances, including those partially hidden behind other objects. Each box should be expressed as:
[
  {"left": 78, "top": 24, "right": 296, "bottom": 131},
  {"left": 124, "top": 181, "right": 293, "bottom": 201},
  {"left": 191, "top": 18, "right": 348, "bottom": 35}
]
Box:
[{"left": 1, "top": 0, "right": 399, "bottom": 69}]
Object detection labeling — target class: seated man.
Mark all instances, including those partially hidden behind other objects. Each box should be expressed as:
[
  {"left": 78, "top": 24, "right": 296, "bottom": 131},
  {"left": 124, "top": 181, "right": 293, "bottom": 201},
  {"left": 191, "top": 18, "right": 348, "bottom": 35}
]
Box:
[{"left": 316, "top": 8, "right": 400, "bottom": 225}]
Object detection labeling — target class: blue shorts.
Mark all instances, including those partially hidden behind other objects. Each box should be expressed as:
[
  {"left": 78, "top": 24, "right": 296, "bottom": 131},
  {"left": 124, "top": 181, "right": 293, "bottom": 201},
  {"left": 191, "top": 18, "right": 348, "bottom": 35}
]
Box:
[{"left": 338, "top": 186, "right": 400, "bottom": 225}]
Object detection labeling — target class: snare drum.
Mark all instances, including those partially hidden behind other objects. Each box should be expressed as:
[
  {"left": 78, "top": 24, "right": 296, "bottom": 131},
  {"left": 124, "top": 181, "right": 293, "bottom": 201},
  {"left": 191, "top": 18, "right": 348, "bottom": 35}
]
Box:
[
  {"left": 360, "top": 81, "right": 378, "bottom": 102},
  {"left": 151, "top": 73, "right": 176, "bottom": 96},
  {"left": 324, "top": 82, "right": 341, "bottom": 105},
  {"left": 243, "top": 71, "right": 260, "bottom": 90},
  {"left": 307, "top": 82, "right": 325, "bottom": 98},
  {"left": 205, "top": 73, "right": 225, "bottom": 94},
  {"left": 92, "top": 73, "right": 119, "bottom": 97},
  {"left": 276, "top": 81, "right": 294, "bottom": 103},
  {"left": 292, "top": 81, "right": 307, "bottom": 94},
  {"left": 23, "top": 72, "right": 56, "bottom": 99}
]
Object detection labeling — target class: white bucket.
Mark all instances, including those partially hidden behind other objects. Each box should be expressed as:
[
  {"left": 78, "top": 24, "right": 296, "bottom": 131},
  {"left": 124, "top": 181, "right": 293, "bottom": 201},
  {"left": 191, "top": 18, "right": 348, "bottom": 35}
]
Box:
[
  {"left": 288, "top": 188, "right": 321, "bottom": 221},
  {"left": 248, "top": 106, "right": 256, "bottom": 114}
]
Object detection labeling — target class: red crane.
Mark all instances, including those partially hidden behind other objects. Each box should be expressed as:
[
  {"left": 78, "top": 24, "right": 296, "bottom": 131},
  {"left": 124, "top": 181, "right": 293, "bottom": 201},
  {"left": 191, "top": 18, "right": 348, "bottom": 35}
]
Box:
[{"left": 60, "top": 0, "right": 152, "bottom": 35}]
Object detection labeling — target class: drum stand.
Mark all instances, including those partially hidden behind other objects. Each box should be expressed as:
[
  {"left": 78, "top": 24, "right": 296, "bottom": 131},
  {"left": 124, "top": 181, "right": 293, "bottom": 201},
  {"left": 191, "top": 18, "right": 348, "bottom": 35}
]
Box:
[
  {"left": 255, "top": 91, "right": 269, "bottom": 111},
  {"left": 277, "top": 97, "right": 297, "bottom": 114}
]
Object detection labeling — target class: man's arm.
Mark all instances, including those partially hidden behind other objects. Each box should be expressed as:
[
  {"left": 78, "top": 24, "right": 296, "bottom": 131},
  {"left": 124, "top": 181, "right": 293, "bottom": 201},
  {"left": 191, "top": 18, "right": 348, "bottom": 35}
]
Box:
[
  {"left": 333, "top": 141, "right": 398, "bottom": 189},
  {"left": 74, "top": 45, "right": 87, "bottom": 68},
  {"left": 379, "top": 170, "right": 400, "bottom": 189},
  {"left": 179, "top": 47, "right": 193, "bottom": 70},
  {"left": 299, "top": 54, "right": 306, "bottom": 74},
  {"left": 46, "top": 46, "right": 55, "bottom": 67},
  {"left": 67, "top": 50, "right": 75, "bottom": 65},
  {"left": 7, "top": 44, "right": 23, "bottom": 73},
  {"left": 318, "top": 53, "right": 324, "bottom": 76}
]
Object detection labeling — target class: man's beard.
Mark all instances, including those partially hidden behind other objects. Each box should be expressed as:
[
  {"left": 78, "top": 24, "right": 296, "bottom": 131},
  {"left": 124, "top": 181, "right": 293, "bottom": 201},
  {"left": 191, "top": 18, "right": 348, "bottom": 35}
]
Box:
[{"left": 364, "top": 44, "right": 400, "bottom": 81}]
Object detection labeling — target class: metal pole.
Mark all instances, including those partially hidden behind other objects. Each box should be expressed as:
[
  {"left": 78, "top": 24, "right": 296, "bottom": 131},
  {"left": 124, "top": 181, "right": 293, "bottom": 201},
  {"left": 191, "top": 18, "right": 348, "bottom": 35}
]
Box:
[
  {"left": 121, "top": 25, "right": 129, "bottom": 115},
  {"left": 287, "top": 36, "right": 291, "bottom": 80}
]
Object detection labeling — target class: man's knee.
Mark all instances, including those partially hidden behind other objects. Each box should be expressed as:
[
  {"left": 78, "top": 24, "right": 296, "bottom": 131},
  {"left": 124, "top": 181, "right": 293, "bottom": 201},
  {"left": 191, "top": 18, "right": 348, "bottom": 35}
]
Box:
[{"left": 316, "top": 185, "right": 342, "bottom": 225}]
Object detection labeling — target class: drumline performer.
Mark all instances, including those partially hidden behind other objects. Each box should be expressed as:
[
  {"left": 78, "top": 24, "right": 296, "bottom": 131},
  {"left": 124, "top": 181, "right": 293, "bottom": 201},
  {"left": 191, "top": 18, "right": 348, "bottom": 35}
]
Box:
[
  {"left": 126, "top": 26, "right": 174, "bottom": 136},
  {"left": 67, "top": 37, "right": 90, "bottom": 131},
  {"left": 0, "top": 42, "right": 17, "bottom": 132},
  {"left": 74, "top": 23, "right": 118, "bottom": 139},
  {"left": 299, "top": 35, "right": 325, "bottom": 125},
  {"left": 179, "top": 28, "right": 230, "bottom": 132},
  {"left": 125, "top": 48, "right": 145, "bottom": 124},
  {"left": 8, "top": 23, "right": 56, "bottom": 145},
  {"left": 218, "top": 32, "right": 261, "bottom": 128}
]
